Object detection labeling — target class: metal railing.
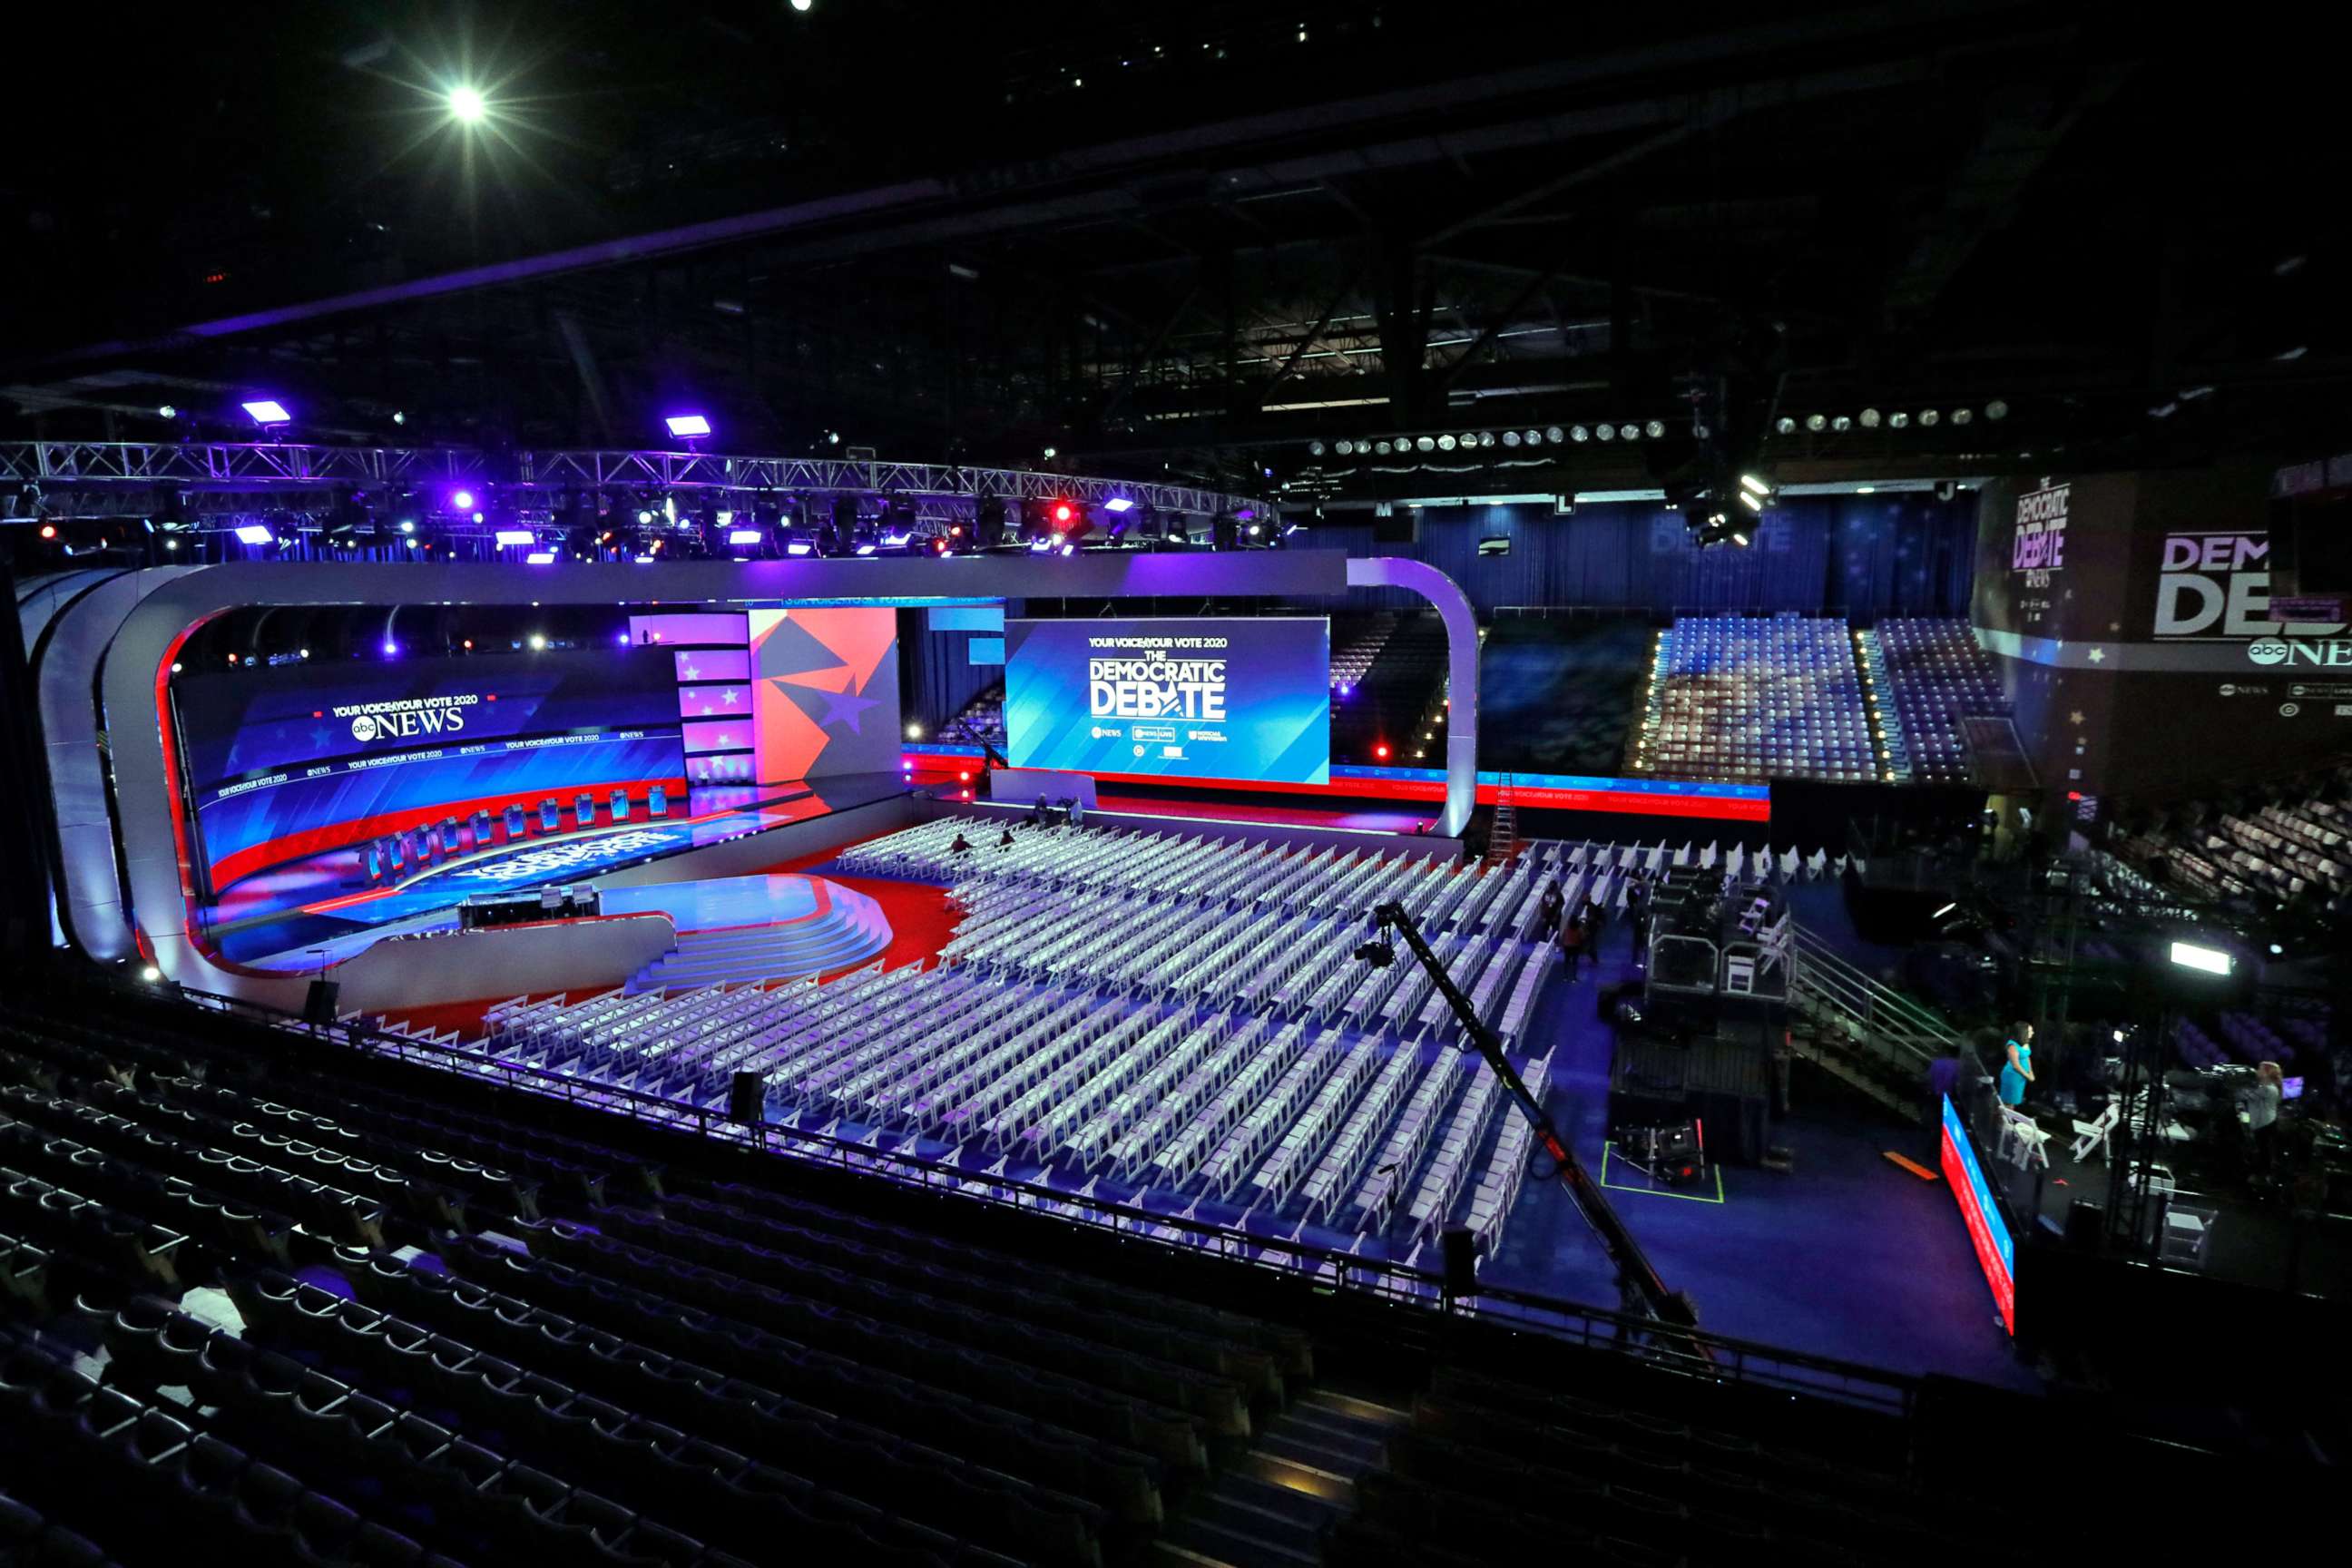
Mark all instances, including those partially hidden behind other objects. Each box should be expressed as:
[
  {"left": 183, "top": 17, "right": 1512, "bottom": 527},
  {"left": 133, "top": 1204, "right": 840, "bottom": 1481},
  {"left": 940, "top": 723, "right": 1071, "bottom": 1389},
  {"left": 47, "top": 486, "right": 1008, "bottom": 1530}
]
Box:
[
  {"left": 160, "top": 984, "right": 1925, "bottom": 1416},
  {"left": 1788, "top": 924, "right": 1964, "bottom": 1076}
]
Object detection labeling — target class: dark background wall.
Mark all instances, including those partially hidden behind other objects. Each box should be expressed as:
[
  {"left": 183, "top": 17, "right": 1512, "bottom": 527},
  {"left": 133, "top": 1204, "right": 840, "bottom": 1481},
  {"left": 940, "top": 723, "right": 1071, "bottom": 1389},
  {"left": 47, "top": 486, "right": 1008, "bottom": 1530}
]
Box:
[{"left": 1298, "top": 493, "right": 1976, "bottom": 619}]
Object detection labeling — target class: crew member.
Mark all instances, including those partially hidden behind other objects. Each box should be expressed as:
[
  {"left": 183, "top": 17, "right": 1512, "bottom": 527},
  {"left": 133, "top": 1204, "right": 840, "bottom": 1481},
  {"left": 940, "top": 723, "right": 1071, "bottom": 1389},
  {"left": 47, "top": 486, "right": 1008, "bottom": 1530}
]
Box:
[
  {"left": 2248, "top": 1060, "right": 2285, "bottom": 1173},
  {"left": 1999, "top": 1021, "right": 2035, "bottom": 1107},
  {"left": 949, "top": 830, "right": 973, "bottom": 855},
  {"left": 997, "top": 828, "right": 1016, "bottom": 850},
  {"left": 1028, "top": 796, "right": 1048, "bottom": 828},
  {"left": 1536, "top": 878, "right": 1565, "bottom": 939}
]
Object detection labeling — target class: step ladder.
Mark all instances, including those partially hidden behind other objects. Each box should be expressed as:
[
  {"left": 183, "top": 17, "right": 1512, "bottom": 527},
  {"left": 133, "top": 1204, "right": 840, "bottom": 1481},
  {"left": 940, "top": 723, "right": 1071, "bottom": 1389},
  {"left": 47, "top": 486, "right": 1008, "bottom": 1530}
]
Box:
[{"left": 1485, "top": 779, "right": 1519, "bottom": 867}]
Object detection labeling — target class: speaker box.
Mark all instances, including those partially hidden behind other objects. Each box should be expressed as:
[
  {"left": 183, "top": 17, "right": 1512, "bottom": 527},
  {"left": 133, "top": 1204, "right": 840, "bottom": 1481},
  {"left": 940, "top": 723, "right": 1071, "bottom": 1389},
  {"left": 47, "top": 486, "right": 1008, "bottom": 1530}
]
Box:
[
  {"left": 729, "top": 1071, "right": 767, "bottom": 1125},
  {"left": 1440, "top": 1226, "right": 1477, "bottom": 1296},
  {"left": 302, "top": 979, "right": 341, "bottom": 1026},
  {"left": 2063, "top": 1198, "right": 2105, "bottom": 1253}
]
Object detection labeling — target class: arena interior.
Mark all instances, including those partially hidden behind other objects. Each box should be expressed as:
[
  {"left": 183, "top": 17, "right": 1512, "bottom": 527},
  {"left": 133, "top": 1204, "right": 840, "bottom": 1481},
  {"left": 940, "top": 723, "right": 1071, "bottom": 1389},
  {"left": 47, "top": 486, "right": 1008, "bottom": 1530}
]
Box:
[{"left": 4, "top": 5, "right": 2348, "bottom": 1563}]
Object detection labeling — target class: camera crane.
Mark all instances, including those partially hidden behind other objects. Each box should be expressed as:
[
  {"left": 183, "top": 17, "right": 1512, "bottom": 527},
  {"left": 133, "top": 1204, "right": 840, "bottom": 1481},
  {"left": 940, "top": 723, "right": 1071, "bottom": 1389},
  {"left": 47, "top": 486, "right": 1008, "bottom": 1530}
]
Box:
[{"left": 1361, "top": 901, "right": 1706, "bottom": 1355}]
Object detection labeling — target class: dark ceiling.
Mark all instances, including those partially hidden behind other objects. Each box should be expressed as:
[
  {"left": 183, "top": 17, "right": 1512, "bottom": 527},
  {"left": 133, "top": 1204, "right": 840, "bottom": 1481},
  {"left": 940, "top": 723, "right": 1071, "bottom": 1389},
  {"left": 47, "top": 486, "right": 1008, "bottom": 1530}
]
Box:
[{"left": 5, "top": 1, "right": 2345, "bottom": 505}]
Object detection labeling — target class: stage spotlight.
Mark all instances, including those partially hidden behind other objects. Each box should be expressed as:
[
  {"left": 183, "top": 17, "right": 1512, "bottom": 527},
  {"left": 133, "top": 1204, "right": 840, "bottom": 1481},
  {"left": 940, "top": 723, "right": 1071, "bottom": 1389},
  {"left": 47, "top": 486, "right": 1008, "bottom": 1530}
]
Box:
[
  {"left": 1053, "top": 502, "right": 1073, "bottom": 525},
  {"left": 1831, "top": 415, "right": 1852, "bottom": 432},
  {"left": 1740, "top": 473, "right": 1770, "bottom": 495},
  {"left": 141, "top": 965, "right": 162, "bottom": 982},
  {"left": 664, "top": 413, "right": 712, "bottom": 439},
  {"left": 1919, "top": 408, "right": 1940, "bottom": 426},
  {"left": 233, "top": 523, "right": 273, "bottom": 544},
  {"left": 157, "top": 404, "right": 176, "bottom": 419},
  {"left": 1104, "top": 496, "right": 1134, "bottom": 513},
  {"left": 1618, "top": 424, "right": 1639, "bottom": 440},
  {"left": 1889, "top": 411, "right": 1910, "bottom": 429},
  {"left": 493, "top": 528, "right": 534, "bottom": 547},
  {"left": 1374, "top": 743, "right": 1390, "bottom": 760},
  {"left": 2168, "top": 940, "right": 2232, "bottom": 976},
  {"left": 638, "top": 508, "right": 656, "bottom": 525},
  {"left": 1502, "top": 430, "right": 1523, "bottom": 446},
  {"left": 1477, "top": 432, "right": 1495, "bottom": 447},
  {"left": 1776, "top": 416, "right": 1797, "bottom": 434},
  {"left": 1739, "top": 491, "right": 1763, "bottom": 513},
  {"left": 448, "top": 85, "right": 487, "bottom": 123},
  {"left": 1354, "top": 937, "right": 1396, "bottom": 968},
  {"left": 1644, "top": 419, "right": 1664, "bottom": 438},
  {"left": 1985, "top": 398, "right": 2009, "bottom": 420},
  {"left": 1415, "top": 436, "right": 1435, "bottom": 452},
  {"left": 1436, "top": 434, "right": 1456, "bottom": 451},
  {"left": 527, "top": 632, "right": 548, "bottom": 651},
  {"left": 790, "top": 0, "right": 812, "bottom": 10},
  {"left": 1308, "top": 441, "right": 1326, "bottom": 456},
  {"left": 1545, "top": 426, "right": 1565, "bottom": 444},
  {"left": 1595, "top": 424, "right": 1615, "bottom": 442},
  {"left": 727, "top": 526, "right": 763, "bottom": 545},
  {"left": 525, "top": 551, "right": 556, "bottom": 564},
  {"left": 1804, "top": 414, "right": 1826, "bottom": 432},
  {"left": 392, "top": 410, "right": 406, "bottom": 426},
  {"left": 1951, "top": 407, "right": 1974, "bottom": 426},
  {"left": 398, "top": 519, "right": 415, "bottom": 534},
  {"left": 381, "top": 640, "right": 400, "bottom": 656},
  {"left": 1335, "top": 440, "right": 1354, "bottom": 456},
  {"left": 906, "top": 722, "right": 924, "bottom": 740},
  {"left": 1859, "top": 407, "right": 1882, "bottom": 428},
  {"left": 242, "top": 398, "right": 291, "bottom": 426},
  {"left": 1570, "top": 425, "right": 1590, "bottom": 442}
]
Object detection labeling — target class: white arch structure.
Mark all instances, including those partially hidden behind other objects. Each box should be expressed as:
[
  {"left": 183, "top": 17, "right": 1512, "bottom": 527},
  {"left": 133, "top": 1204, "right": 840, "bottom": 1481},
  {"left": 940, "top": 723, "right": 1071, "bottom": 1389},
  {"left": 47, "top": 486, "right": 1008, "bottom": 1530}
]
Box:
[{"left": 50, "top": 552, "right": 1480, "bottom": 997}]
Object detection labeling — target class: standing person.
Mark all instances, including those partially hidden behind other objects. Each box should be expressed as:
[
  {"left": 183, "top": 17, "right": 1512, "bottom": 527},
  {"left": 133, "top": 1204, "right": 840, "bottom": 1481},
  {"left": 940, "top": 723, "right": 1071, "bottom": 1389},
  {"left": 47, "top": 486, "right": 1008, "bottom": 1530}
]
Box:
[
  {"left": 1998, "top": 1021, "right": 2035, "bottom": 1108},
  {"left": 1626, "top": 871, "right": 1650, "bottom": 960},
  {"left": 1559, "top": 911, "right": 1586, "bottom": 980},
  {"left": 1537, "top": 878, "right": 1564, "bottom": 941},
  {"left": 2247, "top": 1060, "right": 2285, "bottom": 1175}
]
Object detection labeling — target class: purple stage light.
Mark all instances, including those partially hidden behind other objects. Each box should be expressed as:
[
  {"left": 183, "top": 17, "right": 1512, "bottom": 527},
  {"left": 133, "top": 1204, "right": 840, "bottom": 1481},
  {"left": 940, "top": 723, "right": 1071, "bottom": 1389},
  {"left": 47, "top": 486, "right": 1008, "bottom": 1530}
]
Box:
[
  {"left": 493, "top": 529, "right": 534, "bottom": 547},
  {"left": 451, "top": 488, "right": 476, "bottom": 512},
  {"left": 727, "top": 527, "right": 763, "bottom": 544},
  {"left": 616, "top": 631, "right": 631, "bottom": 645},
  {"left": 1103, "top": 497, "right": 1134, "bottom": 513},
  {"left": 664, "top": 414, "right": 712, "bottom": 438},
  {"left": 381, "top": 640, "right": 400, "bottom": 656},
  {"left": 232, "top": 523, "right": 274, "bottom": 544},
  {"left": 785, "top": 541, "right": 814, "bottom": 555},
  {"left": 240, "top": 398, "right": 290, "bottom": 425},
  {"left": 855, "top": 544, "right": 877, "bottom": 556},
  {"left": 525, "top": 551, "right": 557, "bottom": 564},
  {"left": 1234, "top": 507, "right": 1257, "bottom": 521}
]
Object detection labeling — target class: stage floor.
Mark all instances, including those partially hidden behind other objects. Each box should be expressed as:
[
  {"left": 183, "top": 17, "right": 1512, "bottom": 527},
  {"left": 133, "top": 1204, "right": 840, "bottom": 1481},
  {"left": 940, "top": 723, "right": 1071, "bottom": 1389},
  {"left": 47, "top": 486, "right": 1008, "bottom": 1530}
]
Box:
[{"left": 204, "top": 773, "right": 906, "bottom": 965}]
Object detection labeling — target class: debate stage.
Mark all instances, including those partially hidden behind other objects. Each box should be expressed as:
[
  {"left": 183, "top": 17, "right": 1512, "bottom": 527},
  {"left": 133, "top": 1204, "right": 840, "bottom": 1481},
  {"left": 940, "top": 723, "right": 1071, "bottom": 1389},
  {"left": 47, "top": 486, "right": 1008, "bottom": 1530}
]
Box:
[{"left": 201, "top": 773, "right": 910, "bottom": 968}]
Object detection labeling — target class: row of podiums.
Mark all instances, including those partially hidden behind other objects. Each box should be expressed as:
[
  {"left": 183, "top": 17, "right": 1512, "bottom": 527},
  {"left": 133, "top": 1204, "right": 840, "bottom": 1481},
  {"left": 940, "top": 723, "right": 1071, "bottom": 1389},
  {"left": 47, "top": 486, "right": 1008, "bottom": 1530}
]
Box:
[{"left": 359, "top": 787, "right": 674, "bottom": 884}]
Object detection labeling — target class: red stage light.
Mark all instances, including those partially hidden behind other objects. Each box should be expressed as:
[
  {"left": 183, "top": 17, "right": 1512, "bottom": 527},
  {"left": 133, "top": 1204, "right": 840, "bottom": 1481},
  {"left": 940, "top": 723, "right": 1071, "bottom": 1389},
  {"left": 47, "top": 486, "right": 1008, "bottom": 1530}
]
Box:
[
  {"left": 1374, "top": 743, "right": 1390, "bottom": 760},
  {"left": 38, "top": 524, "right": 56, "bottom": 540},
  {"left": 462, "top": 638, "right": 474, "bottom": 650},
  {"left": 1053, "top": 503, "right": 1073, "bottom": 524},
  {"left": 958, "top": 770, "right": 971, "bottom": 782}
]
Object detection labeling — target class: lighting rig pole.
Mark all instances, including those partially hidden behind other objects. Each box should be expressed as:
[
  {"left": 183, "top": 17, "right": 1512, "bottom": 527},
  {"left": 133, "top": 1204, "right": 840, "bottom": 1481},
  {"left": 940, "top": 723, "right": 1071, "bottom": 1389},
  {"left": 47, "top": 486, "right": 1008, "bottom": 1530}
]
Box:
[{"left": 1359, "top": 901, "right": 1706, "bottom": 1356}]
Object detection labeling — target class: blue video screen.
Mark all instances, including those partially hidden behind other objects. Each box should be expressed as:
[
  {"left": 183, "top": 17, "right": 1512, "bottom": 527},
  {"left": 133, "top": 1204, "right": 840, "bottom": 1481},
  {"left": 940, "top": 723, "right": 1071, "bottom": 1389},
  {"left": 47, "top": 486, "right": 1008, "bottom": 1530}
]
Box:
[
  {"left": 174, "top": 651, "right": 684, "bottom": 891},
  {"left": 1004, "top": 617, "right": 1330, "bottom": 785}
]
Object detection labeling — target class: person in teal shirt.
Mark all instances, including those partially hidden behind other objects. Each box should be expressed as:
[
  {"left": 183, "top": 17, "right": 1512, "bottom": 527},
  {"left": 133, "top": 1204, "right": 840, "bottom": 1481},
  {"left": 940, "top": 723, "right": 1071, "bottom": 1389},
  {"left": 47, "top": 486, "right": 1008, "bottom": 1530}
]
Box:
[{"left": 1999, "top": 1021, "right": 2036, "bottom": 1107}]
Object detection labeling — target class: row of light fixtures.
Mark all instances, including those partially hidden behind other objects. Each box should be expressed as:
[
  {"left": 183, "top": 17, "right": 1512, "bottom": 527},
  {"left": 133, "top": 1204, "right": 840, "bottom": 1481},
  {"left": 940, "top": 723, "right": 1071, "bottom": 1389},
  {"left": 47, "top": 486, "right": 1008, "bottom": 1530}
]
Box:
[
  {"left": 1775, "top": 400, "right": 2007, "bottom": 436},
  {"left": 1311, "top": 422, "right": 1672, "bottom": 458}
]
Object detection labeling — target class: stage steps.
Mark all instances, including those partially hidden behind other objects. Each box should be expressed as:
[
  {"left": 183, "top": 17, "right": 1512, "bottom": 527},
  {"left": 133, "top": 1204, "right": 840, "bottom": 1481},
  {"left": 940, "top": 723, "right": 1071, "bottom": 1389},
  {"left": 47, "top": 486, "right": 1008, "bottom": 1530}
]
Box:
[
  {"left": 1853, "top": 628, "right": 1910, "bottom": 782},
  {"left": 626, "top": 886, "right": 893, "bottom": 994},
  {"left": 1786, "top": 923, "right": 1965, "bottom": 1122},
  {"left": 1154, "top": 1390, "right": 1406, "bottom": 1568}
]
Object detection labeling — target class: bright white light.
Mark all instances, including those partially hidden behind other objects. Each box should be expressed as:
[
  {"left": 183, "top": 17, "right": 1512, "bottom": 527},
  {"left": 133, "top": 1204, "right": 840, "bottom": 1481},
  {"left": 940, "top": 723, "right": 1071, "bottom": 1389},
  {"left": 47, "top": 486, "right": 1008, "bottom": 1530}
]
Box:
[
  {"left": 637, "top": 509, "right": 654, "bottom": 525},
  {"left": 527, "top": 633, "right": 547, "bottom": 651},
  {"left": 1740, "top": 473, "right": 1770, "bottom": 495},
  {"left": 906, "top": 722, "right": 924, "bottom": 740},
  {"left": 2169, "top": 940, "right": 2232, "bottom": 975},
  {"left": 398, "top": 519, "right": 415, "bottom": 534},
  {"left": 157, "top": 404, "right": 176, "bottom": 419},
  {"left": 1739, "top": 491, "right": 1763, "bottom": 513},
  {"left": 1042, "top": 446, "right": 1057, "bottom": 459},
  {"left": 234, "top": 524, "right": 273, "bottom": 544},
  {"left": 141, "top": 965, "right": 162, "bottom": 982},
  {"left": 241, "top": 399, "right": 290, "bottom": 425},
  {"left": 664, "top": 414, "right": 711, "bottom": 438},
  {"left": 790, "top": 0, "right": 812, "bottom": 9},
  {"left": 524, "top": 551, "right": 556, "bottom": 564},
  {"left": 494, "top": 529, "right": 534, "bottom": 547},
  {"left": 785, "top": 542, "right": 813, "bottom": 555},
  {"left": 1857, "top": 485, "right": 1876, "bottom": 495},
  {"left": 727, "top": 527, "right": 763, "bottom": 544},
  {"left": 1103, "top": 497, "right": 1134, "bottom": 512},
  {"left": 449, "top": 85, "right": 487, "bottom": 123}
]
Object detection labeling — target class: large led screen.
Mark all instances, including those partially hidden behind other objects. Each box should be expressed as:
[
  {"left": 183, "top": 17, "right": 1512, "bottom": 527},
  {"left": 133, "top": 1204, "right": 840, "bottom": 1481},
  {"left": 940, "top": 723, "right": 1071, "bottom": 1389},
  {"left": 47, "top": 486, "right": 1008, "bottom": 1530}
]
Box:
[
  {"left": 174, "top": 651, "right": 684, "bottom": 891},
  {"left": 1004, "top": 617, "right": 1330, "bottom": 785}
]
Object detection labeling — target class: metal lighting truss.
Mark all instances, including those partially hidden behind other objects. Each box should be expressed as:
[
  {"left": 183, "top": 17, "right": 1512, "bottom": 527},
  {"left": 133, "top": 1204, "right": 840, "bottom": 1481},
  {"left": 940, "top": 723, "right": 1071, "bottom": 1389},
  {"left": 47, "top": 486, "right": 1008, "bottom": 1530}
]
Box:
[{"left": 0, "top": 442, "right": 1264, "bottom": 518}]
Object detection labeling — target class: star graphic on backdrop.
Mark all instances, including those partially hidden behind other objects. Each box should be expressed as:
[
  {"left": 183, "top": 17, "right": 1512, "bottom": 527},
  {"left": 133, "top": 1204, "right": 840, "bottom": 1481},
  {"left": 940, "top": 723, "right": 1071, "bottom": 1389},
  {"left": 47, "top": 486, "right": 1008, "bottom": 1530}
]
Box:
[
  {"left": 721, "top": 689, "right": 740, "bottom": 704},
  {"left": 813, "top": 687, "right": 879, "bottom": 733},
  {"left": 681, "top": 663, "right": 701, "bottom": 681},
  {"left": 2069, "top": 710, "right": 2086, "bottom": 726},
  {"left": 309, "top": 726, "right": 334, "bottom": 749},
  {"left": 2086, "top": 647, "right": 2105, "bottom": 663}
]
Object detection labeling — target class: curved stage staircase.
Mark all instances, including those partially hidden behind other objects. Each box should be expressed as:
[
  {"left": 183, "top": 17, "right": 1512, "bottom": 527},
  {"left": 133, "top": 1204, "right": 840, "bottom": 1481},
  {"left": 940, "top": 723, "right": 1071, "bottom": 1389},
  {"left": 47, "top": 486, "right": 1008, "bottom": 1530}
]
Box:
[{"left": 622, "top": 877, "right": 893, "bottom": 994}]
